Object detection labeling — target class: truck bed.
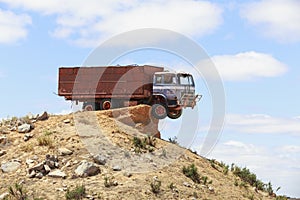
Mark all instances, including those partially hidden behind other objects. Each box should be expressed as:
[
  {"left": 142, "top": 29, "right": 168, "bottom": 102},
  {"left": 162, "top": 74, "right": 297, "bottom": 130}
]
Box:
[{"left": 58, "top": 65, "right": 164, "bottom": 101}]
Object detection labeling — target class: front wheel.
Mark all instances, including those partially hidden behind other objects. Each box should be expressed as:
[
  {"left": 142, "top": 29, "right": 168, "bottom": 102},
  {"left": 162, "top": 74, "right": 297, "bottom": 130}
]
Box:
[
  {"left": 151, "top": 104, "right": 167, "bottom": 119},
  {"left": 167, "top": 109, "right": 182, "bottom": 119}
]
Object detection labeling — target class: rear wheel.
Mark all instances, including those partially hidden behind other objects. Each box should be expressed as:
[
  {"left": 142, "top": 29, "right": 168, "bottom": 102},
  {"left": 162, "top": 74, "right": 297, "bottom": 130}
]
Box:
[
  {"left": 167, "top": 109, "right": 182, "bottom": 119},
  {"left": 100, "top": 99, "right": 111, "bottom": 110},
  {"left": 83, "top": 102, "right": 96, "bottom": 111},
  {"left": 151, "top": 104, "right": 167, "bottom": 119}
]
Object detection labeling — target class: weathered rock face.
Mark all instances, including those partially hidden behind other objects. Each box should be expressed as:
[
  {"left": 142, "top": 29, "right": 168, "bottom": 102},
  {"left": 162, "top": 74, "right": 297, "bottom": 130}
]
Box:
[
  {"left": 101, "top": 105, "right": 160, "bottom": 138},
  {"left": 17, "top": 124, "right": 31, "bottom": 133},
  {"left": 1, "top": 161, "right": 21, "bottom": 173},
  {"left": 75, "top": 161, "right": 100, "bottom": 177}
]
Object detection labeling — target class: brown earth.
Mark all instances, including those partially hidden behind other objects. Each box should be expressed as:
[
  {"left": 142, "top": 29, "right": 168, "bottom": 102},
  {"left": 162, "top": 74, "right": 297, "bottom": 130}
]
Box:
[{"left": 0, "top": 105, "right": 277, "bottom": 200}]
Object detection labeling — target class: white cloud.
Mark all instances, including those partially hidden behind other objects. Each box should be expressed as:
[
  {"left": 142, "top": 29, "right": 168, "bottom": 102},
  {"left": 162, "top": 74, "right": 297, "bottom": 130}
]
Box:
[
  {"left": 279, "top": 145, "right": 300, "bottom": 154},
  {"left": 207, "top": 141, "right": 300, "bottom": 197},
  {"left": 241, "top": 0, "right": 300, "bottom": 43},
  {"left": 0, "top": 0, "right": 223, "bottom": 47},
  {"left": 226, "top": 113, "right": 300, "bottom": 135},
  {"left": 210, "top": 51, "right": 287, "bottom": 81},
  {"left": 0, "top": 9, "right": 31, "bottom": 44}
]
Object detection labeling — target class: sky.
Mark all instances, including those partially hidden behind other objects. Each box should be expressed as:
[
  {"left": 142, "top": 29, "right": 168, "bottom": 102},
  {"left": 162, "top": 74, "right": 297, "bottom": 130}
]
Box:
[{"left": 0, "top": 0, "right": 300, "bottom": 197}]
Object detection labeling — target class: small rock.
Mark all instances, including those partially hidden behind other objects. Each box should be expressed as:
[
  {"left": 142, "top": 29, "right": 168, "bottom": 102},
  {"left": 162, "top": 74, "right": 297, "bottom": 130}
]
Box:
[
  {"left": 25, "top": 159, "right": 35, "bottom": 168},
  {"left": 17, "top": 124, "right": 31, "bottom": 133},
  {"left": 27, "top": 113, "right": 35, "bottom": 120},
  {"left": 93, "top": 154, "right": 106, "bottom": 165},
  {"left": 0, "top": 150, "right": 6, "bottom": 157},
  {"left": 183, "top": 182, "right": 191, "bottom": 187},
  {"left": 24, "top": 133, "right": 33, "bottom": 141},
  {"left": 32, "top": 155, "right": 39, "bottom": 160},
  {"left": 208, "top": 186, "right": 214, "bottom": 192},
  {"left": 85, "top": 194, "right": 94, "bottom": 200},
  {"left": 0, "top": 136, "right": 7, "bottom": 145},
  {"left": 1, "top": 161, "right": 21, "bottom": 173},
  {"left": 0, "top": 192, "right": 9, "bottom": 200},
  {"left": 65, "top": 161, "right": 71, "bottom": 167},
  {"left": 0, "top": 127, "right": 9, "bottom": 134},
  {"left": 63, "top": 119, "right": 71, "bottom": 123},
  {"left": 58, "top": 147, "right": 73, "bottom": 156},
  {"left": 75, "top": 161, "right": 100, "bottom": 177},
  {"left": 112, "top": 165, "right": 121, "bottom": 171},
  {"left": 29, "top": 161, "right": 45, "bottom": 173},
  {"left": 35, "top": 172, "right": 43, "bottom": 179},
  {"left": 28, "top": 170, "right": 36, "bottom": 178},
  {"left": 44, "top": 165, "right": 51, "bottom": 173},
  {"left": 37, "top": 111, "right": 49, "bottom": 121},
  {"left": 56, "top": 188, "right": 64, "bottom": 192},
  {"left": 123, "top": 171, "right": 132, "bottom": 177},
  {"left": 113, "top": 180, "right": 118, "bottom": 186},
  {"left": 48, "top": 169, "right": 66, "bottom": 178}
]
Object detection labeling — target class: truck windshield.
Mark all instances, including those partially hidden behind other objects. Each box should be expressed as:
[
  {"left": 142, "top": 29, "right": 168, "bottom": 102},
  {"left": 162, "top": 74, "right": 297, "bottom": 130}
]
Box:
[
  {"left": 154, "top": 73, "right": 177, "bottom": 85},
  {"left": 178, "top": 74, "right": 194, "bottom": 86}
]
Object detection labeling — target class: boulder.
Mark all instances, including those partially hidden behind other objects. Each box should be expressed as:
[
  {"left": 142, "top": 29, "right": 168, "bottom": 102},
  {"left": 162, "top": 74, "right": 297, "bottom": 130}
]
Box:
[
  {"left": 1, "top": 161, "right": 21, "bottom": 173},
  {"left": 48, "top": 169, "right": 66, "bottom": 178},
  {"left": 75, "top": 161, "right": 100, "bottom": 177},
  {"left": 17, "top": 124, "right": 31, "bottom": 133}
]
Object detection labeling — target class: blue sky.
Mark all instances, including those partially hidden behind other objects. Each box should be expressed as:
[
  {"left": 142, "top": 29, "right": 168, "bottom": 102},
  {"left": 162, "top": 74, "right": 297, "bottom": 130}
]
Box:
[{"left": 0, "top": 0, "right": 299, "bottom": 197}]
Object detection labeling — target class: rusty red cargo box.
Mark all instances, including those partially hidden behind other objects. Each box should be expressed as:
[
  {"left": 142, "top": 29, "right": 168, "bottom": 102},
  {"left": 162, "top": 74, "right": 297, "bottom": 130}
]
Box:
[{"left": 58, "top": 65, "right": 164, "bottom": 101}]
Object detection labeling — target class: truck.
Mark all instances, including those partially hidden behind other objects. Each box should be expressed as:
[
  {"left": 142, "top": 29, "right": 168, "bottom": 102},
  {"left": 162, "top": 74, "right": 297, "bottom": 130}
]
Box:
[{"left": 58, "top": 65, "right": 201, "bottom": 119}]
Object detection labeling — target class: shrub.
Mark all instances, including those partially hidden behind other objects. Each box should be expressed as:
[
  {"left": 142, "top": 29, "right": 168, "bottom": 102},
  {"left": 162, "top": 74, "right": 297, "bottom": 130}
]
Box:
[
  {"left": 150, "top": 179, "right": 161, "bottom": 194},
  {"left": 7, "top": 183, "right": 28, "bottom": 200},
  {"left": 104, "top": 175, "right": 116, "bottom": 188},
  {"left": 233, "top": 166, "right": 257, "bottom": 186},
  {"left": 37, "top": 135, "right": 53, "bottom": 148},
  {"left": 168, "top": 182, "right": 175, "bottom": 190},
  {"left": 182, "top": 164, "right": 201, "bottom": 183},
  {"left": 168, "top": 136, "right": 178, "bottom": 144},
  {"left": 65, "top": 185, "right": 86, "bottom": 200},
  {"left": 21, "top": 143, "right": 34, "bottom": 152},
  {"left": 132, "top": 136, "right": 155, "bottom": 153}
]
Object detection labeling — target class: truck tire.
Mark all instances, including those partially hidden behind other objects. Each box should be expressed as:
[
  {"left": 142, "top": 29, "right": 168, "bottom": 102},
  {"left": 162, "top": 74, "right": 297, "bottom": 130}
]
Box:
[
  {"left": 83, "top": 103, "right": 95, "bottom": 111},
  {"left": 151, "top": 104, "right": 167, "bottom": 119},
  {"left": 167, "top": 109, "right": 182, "bottom": 119},
  {"left": 101, "top": 99, "right": 111, "bottom": 110}
]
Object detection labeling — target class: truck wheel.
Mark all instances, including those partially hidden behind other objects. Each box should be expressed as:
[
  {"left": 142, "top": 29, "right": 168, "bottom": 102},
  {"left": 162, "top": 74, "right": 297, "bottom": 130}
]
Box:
[
  {"left": 167, "top": 109, "right": 182, "bottom": 119},
  {"left": 84, "top": 104, "right": 94, "bottom": 111},
  {"left": 151, "top": 104, "right": 167, "bottom": 119},
  {"left": 101, "top": 99, "right": 111, "bottom": 110}
]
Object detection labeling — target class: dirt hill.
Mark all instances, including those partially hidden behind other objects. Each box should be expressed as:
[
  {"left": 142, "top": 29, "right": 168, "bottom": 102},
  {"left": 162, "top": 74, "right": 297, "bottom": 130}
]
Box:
[{"left": 0, "top": 105, "right": 283, "bottom": 200}]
